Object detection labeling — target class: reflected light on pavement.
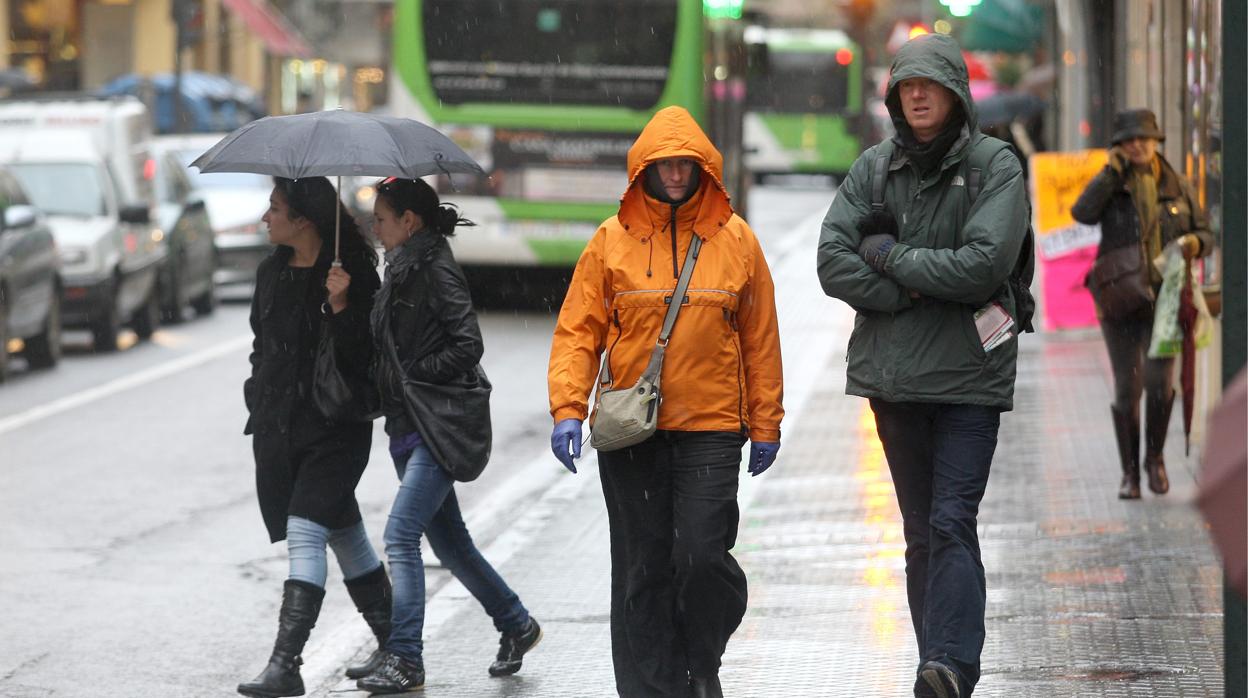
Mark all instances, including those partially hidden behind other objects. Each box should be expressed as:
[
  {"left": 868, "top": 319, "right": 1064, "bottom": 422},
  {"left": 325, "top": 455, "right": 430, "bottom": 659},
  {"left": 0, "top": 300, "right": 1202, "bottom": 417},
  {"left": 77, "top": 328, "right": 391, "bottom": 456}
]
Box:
[{"left": 856, "top": 405, "right": 904, "bottom": 647}]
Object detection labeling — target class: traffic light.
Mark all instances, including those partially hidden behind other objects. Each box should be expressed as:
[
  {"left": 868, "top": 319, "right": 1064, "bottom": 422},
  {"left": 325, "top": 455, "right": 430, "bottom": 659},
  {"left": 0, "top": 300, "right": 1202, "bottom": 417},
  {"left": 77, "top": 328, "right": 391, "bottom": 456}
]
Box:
[
  {"left": 172, "top": 0, "right": 204, "bottom": 50},
  {"left": 843, "top": 0, "right": 875, "bottom": 28},
  {"left": 939, "top": 0, "right": 983, "bottom": 17}
]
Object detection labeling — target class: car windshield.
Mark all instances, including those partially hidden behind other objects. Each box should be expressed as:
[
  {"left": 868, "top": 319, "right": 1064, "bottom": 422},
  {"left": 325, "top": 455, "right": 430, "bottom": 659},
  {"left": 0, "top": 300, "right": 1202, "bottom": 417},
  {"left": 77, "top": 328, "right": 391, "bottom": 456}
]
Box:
[
  {"left": 178, "top": 151, "right": 271, "bottom": 190},
  {"left": 8, "top": 163, "right": 106, "bottom": 217}
]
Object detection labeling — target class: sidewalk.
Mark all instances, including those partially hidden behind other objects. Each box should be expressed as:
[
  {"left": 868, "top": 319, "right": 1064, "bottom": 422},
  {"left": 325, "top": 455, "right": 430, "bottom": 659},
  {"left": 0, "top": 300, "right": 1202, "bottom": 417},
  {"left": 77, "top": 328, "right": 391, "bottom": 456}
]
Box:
[{"left": 312, "top": 327, "right": 1224, "bottom": 697}]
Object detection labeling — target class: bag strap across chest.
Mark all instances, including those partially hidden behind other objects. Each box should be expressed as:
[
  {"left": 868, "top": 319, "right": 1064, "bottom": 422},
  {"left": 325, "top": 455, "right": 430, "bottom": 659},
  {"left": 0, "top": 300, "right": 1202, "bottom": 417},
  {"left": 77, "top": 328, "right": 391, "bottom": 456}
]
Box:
[{"left": 600, "top": 234, "right": 703, "bottom": 387}]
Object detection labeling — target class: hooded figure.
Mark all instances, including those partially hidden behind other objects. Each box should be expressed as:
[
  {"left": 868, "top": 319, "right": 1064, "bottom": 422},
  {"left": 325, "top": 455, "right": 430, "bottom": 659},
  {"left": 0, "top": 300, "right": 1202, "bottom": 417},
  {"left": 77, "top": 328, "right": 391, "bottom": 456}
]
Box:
[
  {"left": 548, "top": 106, "right": 784, "bottom": 698},
  {"left": 817, "top": 34, "right": 1029, "bottom": 698}
]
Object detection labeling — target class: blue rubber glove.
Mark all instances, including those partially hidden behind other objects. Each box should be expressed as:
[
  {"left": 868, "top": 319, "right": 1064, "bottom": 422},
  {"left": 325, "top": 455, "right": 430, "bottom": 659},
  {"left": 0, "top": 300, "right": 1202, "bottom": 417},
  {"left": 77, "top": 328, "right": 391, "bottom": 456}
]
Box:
[
  {"left": 748, "top": 441, "right": 780, "bottom": 477},
  {"left": 551, "top": 418, "right": 582, "bottom": 474}
]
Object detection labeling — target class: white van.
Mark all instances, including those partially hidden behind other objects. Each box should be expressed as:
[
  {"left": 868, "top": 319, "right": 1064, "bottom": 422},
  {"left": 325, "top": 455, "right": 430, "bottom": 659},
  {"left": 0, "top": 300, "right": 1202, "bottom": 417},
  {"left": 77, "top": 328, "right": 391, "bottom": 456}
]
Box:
[{"left": 0, "top": 96, "right": 165, "bottom": 350}]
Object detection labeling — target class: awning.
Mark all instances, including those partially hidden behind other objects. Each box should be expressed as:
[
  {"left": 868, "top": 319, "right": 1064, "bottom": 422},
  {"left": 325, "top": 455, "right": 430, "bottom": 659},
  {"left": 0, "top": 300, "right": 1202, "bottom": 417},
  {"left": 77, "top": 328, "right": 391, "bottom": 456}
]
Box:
[{"left": 220, "top": 0, "right": 313, "bottom": 59}]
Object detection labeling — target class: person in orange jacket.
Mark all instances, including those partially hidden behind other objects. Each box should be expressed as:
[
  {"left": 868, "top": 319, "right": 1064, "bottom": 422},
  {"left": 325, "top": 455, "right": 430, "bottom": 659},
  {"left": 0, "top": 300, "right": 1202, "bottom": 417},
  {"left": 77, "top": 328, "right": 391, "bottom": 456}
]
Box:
[{"left": 547, "top": 106, "right": 784, "bottom": 698}]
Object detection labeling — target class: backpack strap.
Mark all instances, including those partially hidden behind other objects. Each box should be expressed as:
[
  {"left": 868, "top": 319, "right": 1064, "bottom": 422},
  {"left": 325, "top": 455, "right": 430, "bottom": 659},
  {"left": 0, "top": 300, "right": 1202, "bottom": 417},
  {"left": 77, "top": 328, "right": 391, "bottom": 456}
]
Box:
[
  {"left": 869, "top": 140, "right": 894, "bottom": 211},
  {"left": 965, "top": 134, "right": 1012, "bottom": 203}
]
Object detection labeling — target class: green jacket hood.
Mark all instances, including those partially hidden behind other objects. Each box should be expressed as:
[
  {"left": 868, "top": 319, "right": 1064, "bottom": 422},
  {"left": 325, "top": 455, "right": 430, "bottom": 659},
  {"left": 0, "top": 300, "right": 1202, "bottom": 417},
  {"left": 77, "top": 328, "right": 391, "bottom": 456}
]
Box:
[{"left": 886, "top": 34, "right": 978, "bottom": 138}]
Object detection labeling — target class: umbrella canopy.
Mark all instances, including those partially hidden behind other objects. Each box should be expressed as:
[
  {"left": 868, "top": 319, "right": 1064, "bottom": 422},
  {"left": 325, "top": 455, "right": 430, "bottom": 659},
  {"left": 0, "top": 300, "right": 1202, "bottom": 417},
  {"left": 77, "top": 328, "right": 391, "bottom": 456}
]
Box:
[
  {"left": 1178, "top": 260, "right": 1199, "bottom": 454},
  {"left": 1197, "top": 368, "right": 1247, "bottom": 597},
  {"left": 190, "top": 109, "right": 485, "bottom": 181}
]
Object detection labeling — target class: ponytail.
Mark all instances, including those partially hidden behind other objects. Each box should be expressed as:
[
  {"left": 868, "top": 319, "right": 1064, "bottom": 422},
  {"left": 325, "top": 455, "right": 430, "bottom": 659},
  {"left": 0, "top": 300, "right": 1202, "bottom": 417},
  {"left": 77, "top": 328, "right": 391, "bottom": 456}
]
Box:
[{"left": 374, "top": 177, "right": 474, "bottom": 238}]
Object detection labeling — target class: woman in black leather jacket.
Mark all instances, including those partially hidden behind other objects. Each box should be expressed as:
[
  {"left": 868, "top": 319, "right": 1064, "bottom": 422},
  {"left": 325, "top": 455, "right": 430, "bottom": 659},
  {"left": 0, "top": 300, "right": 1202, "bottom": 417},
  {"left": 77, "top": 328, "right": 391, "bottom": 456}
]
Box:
[
  {"left": 239, "top": 177, "right": 390, "bottom": 698},
  {"left": 1071, "top": 109, "right": 1213, "bottom": 500},
  {"left": 352, "top": 177, "right": 540, "bottom": 694}
]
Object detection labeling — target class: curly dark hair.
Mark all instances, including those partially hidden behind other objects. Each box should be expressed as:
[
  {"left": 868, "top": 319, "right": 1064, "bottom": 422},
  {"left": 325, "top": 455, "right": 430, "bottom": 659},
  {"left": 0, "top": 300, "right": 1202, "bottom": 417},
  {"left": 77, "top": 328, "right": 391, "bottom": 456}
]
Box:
[
  {"left": 373, "top": 177, "right": 474, "bottom": 238},
  {"left": 272, "top": 176, "right": 379, "bottom": 267}
]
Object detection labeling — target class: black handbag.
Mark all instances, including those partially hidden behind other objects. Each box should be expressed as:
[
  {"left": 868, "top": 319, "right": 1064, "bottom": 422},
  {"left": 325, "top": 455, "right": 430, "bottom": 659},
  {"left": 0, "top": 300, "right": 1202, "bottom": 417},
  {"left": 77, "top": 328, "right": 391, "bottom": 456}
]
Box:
[
  {"left": 1086, "top": 244, "right": 1155, "bottom": 318},
  {"left": 399, "top": 367, "right": 493, "bottom": 482},
  {"left": 312, "top": 317, "right": 381, "bottom": 423}
]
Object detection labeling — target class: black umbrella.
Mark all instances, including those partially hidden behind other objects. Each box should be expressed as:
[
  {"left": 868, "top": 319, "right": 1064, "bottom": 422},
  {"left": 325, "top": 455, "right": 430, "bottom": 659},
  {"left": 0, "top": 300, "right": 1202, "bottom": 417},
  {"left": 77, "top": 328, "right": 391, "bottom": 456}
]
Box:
[
  {"left": 191, "top": 109, "right": 485, "bottom": 260},
  {"left": 976, "top": 92, "right": 1047, "bottom": 129}
]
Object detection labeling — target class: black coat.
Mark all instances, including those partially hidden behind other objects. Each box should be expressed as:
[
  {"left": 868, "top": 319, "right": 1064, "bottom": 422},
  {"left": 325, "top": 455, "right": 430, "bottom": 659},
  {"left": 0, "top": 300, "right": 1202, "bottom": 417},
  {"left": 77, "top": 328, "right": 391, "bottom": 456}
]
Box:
[
  {"left": 375, "top": 234, "right": 484, "bottom": 437},
  {"left": 1071, "top": 154, "right": 1213, "bottom": 275},
  {"left": 244, "top": 243, "right": 380, "bottom": 542}
]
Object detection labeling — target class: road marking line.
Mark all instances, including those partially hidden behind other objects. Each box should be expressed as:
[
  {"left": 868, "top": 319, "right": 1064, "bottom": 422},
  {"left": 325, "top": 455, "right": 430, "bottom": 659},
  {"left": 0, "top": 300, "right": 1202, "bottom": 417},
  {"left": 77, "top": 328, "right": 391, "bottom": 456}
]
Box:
[{"left": 0, "top": 334, "right": 253, "bottom": 437}]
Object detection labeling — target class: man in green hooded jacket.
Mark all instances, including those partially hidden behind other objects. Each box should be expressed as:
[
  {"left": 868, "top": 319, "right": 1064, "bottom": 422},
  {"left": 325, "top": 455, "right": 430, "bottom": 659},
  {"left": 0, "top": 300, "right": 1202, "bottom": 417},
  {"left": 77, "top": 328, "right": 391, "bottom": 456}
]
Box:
[{"left": 817, "top": 34, "right": 1028, "bottom": 698}]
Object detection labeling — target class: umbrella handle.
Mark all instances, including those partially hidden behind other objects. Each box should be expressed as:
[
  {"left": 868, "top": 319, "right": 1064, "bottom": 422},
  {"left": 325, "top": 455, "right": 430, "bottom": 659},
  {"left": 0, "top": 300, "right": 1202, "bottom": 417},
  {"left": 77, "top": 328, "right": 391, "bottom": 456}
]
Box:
[{"left": 334, "top": 175, "right": 342, "bottom": 264}]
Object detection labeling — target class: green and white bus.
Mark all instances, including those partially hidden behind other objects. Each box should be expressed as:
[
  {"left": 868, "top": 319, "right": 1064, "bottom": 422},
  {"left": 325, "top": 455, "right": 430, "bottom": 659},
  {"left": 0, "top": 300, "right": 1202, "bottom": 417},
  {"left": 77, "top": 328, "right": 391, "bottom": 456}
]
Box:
[
  {"left": 743, "top": 26, "right": 863, "bottom": 181},
  {"left": 389, "top": 0, "right": 749, "bottom": 273}
]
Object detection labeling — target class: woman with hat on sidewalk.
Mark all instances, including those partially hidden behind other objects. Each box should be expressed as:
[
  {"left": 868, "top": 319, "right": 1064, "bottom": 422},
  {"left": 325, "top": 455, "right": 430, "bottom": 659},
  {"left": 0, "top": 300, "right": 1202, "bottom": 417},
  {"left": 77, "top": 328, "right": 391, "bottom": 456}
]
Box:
[{"left": 1072, "top": 108, "right": 1214, "bottom": 499}]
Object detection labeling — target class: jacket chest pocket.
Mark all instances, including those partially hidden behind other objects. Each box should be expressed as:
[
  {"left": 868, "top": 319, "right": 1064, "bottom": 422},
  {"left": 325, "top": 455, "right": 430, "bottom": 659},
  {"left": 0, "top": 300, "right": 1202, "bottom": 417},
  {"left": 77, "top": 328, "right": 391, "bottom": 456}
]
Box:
[{"left": 899, "top": 177, "right": 968, "bottom": 249}]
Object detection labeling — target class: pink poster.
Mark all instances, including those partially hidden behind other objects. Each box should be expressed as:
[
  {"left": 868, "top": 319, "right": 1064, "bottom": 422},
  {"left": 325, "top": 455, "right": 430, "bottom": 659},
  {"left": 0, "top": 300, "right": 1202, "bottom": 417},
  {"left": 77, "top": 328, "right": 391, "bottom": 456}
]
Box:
[{"left": 1041, "top": 245, "right": 1099, "bottom": 331}]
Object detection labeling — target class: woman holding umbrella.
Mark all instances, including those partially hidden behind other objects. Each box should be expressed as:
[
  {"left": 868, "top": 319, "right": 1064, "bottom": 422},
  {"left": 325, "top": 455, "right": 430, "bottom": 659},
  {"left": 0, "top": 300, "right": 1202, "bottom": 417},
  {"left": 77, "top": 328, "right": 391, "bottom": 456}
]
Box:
[
  {"left": 238, "top": 177, "right": 388, "bottom": 698},
  {"left": 354, "top": 177, "right": 540, "bottom": 694},
  {"left": 1072, "top": 109, "right": 1213, "bottom": 500}
]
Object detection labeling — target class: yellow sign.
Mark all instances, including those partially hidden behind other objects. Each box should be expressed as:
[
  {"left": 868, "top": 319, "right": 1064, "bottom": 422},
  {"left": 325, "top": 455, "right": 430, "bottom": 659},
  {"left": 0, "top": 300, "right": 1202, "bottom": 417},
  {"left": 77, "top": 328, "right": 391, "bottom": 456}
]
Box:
[{"left": 1029, "top": 149, "right": 1108, "bottom": 258}]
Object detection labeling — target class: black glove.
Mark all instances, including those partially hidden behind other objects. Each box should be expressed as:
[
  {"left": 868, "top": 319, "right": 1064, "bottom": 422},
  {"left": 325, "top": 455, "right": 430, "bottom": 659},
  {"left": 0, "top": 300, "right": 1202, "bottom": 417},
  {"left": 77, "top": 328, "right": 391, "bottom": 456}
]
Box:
[{"left": 858, "top": 233, "right": 897, "bottom": 273}]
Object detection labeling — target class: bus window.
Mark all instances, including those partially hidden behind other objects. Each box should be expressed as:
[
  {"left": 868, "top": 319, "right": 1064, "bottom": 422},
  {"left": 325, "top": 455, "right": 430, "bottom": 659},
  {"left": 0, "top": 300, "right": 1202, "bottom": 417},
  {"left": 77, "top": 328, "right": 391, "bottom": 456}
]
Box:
[
  {"left": 747, "top": 51, "right": 850, "bottom": 114},
  {"left": 421, "top": 0, "right": 678, "bottom": 109}
]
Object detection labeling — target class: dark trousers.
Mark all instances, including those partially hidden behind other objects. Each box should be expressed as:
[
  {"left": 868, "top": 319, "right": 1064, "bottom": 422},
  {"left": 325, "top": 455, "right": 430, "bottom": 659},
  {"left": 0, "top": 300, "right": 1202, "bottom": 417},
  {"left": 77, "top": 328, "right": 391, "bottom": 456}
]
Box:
[
  {"left": 1100, "top": 313, "right": 1175, "bottom": 440},
  {"left": 870, "top": 400, "right": 1001, "bottom": 696},
  {"left": 598, "top": 430, "right": 748, "bottom": 698}
]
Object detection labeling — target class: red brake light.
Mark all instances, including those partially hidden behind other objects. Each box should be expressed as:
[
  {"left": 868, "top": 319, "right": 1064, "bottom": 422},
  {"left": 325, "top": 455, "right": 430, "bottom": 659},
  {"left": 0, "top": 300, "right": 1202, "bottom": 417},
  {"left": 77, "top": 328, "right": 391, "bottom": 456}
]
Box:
[
  {"left": 836, "top": 48, "right": 854, "bottom": 66},
  {"left": 144, "top": 158, "right": 156, "bottom": 181}
]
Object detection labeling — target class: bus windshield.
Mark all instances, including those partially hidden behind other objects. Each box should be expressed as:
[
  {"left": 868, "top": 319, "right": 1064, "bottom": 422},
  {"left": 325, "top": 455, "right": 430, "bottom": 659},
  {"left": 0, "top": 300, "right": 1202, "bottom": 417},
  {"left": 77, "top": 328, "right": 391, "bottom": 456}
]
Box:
[
  {"left": 748, "top": 50, "right": 850, "bottom": 114},
  {"left": 421, "top": 0, "right": 677, "bottom": 109}
]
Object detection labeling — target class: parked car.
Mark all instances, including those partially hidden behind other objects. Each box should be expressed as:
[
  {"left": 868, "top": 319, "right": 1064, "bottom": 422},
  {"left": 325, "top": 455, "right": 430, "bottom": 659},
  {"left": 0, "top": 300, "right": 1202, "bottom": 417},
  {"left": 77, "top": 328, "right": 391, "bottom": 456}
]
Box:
[
  {"left": 157, "top": 133, "right": 271, "bottom": 292},
  {"left": 150, "top": 139, "right": 217, "bottom": 321},
  {"left": 0, "top": 122, "right": 164, "bottom": 352},
  {"left": 0, "top": 167, "right": 60, "bottom": 381}
]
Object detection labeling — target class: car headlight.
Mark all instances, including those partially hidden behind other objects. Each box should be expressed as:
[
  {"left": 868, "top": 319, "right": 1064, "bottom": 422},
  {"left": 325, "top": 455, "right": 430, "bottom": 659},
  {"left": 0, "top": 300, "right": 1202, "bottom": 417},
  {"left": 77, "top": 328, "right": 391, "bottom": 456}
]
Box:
[{"left": 60, "top": 247, "right": 89, "bottom": 266}]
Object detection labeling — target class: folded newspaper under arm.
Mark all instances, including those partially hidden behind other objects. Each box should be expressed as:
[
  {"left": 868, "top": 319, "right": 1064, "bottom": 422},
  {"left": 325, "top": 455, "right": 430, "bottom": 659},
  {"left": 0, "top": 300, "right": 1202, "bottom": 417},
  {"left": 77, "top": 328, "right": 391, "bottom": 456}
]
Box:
[{"left": 974, "top": 301, "right": 1016, "bottom": 352}]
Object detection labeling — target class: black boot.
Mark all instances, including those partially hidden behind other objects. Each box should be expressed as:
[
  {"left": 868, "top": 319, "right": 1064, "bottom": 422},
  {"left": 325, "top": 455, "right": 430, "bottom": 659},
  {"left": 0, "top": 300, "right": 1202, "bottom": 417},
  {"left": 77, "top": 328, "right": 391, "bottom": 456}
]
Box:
[
  {"left": 1111, "top": 404, "right": 1141, "bottom": 499},
  {"left": 1144, "top": 392, "right": 1174, "bottom": 494},
  {"left": 238, "top": 580, "right": 325, "bottom": 698},
  {"left": 689, "top": 675, "right": 724, "bottom": 698},
  {"left": 344, "top": 565, "right": 391, "bottom": 679}
]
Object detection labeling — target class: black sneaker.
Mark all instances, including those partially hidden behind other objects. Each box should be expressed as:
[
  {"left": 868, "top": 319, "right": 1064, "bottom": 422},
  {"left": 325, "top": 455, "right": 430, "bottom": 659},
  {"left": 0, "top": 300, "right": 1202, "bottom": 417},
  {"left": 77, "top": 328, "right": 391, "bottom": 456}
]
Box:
[
  {"left": 918, "top": 660, "right": 961, "bottom": 698},
  {"left": 356, "top": 652, "right": 425, "bottom": 695},
  {"left": 488, "top": 617, "right": 542, "bottom": 677}
]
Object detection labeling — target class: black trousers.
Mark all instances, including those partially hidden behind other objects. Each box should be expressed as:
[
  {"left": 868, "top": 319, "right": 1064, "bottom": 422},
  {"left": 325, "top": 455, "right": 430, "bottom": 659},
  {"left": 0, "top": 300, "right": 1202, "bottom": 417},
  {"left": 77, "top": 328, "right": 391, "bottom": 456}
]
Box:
[
  {"left": 598, "top": 430, "right": 748, "bottom": 698},
  {"left": 1100, "top": 312, "right": 1175, "bottom": 424}
]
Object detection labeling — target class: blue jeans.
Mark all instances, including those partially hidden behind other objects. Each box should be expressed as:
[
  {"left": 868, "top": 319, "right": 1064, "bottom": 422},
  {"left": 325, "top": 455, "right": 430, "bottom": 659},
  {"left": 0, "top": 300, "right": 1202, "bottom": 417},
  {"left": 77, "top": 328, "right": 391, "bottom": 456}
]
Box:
[
  {"left": 384, "top": 443, "right": 529, "bottom": 661},
  {"left": 286, "top": 516, "right": 381, "bottom": 588},
  {"left": 869, "top": 400, "right": 1000, "bottom": 696}
]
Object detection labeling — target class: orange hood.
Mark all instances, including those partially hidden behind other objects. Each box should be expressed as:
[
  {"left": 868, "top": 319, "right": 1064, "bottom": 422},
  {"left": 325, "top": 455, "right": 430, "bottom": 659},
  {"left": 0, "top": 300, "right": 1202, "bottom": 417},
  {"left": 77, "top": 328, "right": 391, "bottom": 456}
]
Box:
[{"left": 618, "top": 106, "right": 734, "bottom": 236}]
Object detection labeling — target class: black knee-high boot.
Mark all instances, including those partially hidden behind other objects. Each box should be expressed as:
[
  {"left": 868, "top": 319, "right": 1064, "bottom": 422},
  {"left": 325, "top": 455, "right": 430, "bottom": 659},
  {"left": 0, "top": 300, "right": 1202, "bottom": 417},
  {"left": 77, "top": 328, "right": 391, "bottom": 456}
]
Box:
[
  {"left": 1144, "top": 392, "right": 1174, "bottom": 494},
  {"left": 1111, "top": 404, "right": 1141, "bottom": 499},
  {"left": 343, "top": 564, "right": 391, "bottom": 679},
  {"left": 238, "top": 580, "right": 325, "bottom": 698}
]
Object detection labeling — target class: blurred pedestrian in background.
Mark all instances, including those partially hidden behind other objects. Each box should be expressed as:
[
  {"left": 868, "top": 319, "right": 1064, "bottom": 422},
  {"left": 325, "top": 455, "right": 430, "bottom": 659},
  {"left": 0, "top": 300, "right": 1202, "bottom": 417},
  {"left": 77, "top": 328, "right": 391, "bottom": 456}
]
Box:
[
  {"left": 548, "top": 106, "right": 784, "bottom": 698},
  {"left": 238, "top": 177, "right": 386, "bottom": 698},
  {"left": 818, "top": 34, "right": 1029, "bottom": 698},
  {"left": 357, "top": 177, "right": 540, "bottom": 694},
  {"left": 1072, "top": 108, "right": 1213, "bottom": 500}
]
